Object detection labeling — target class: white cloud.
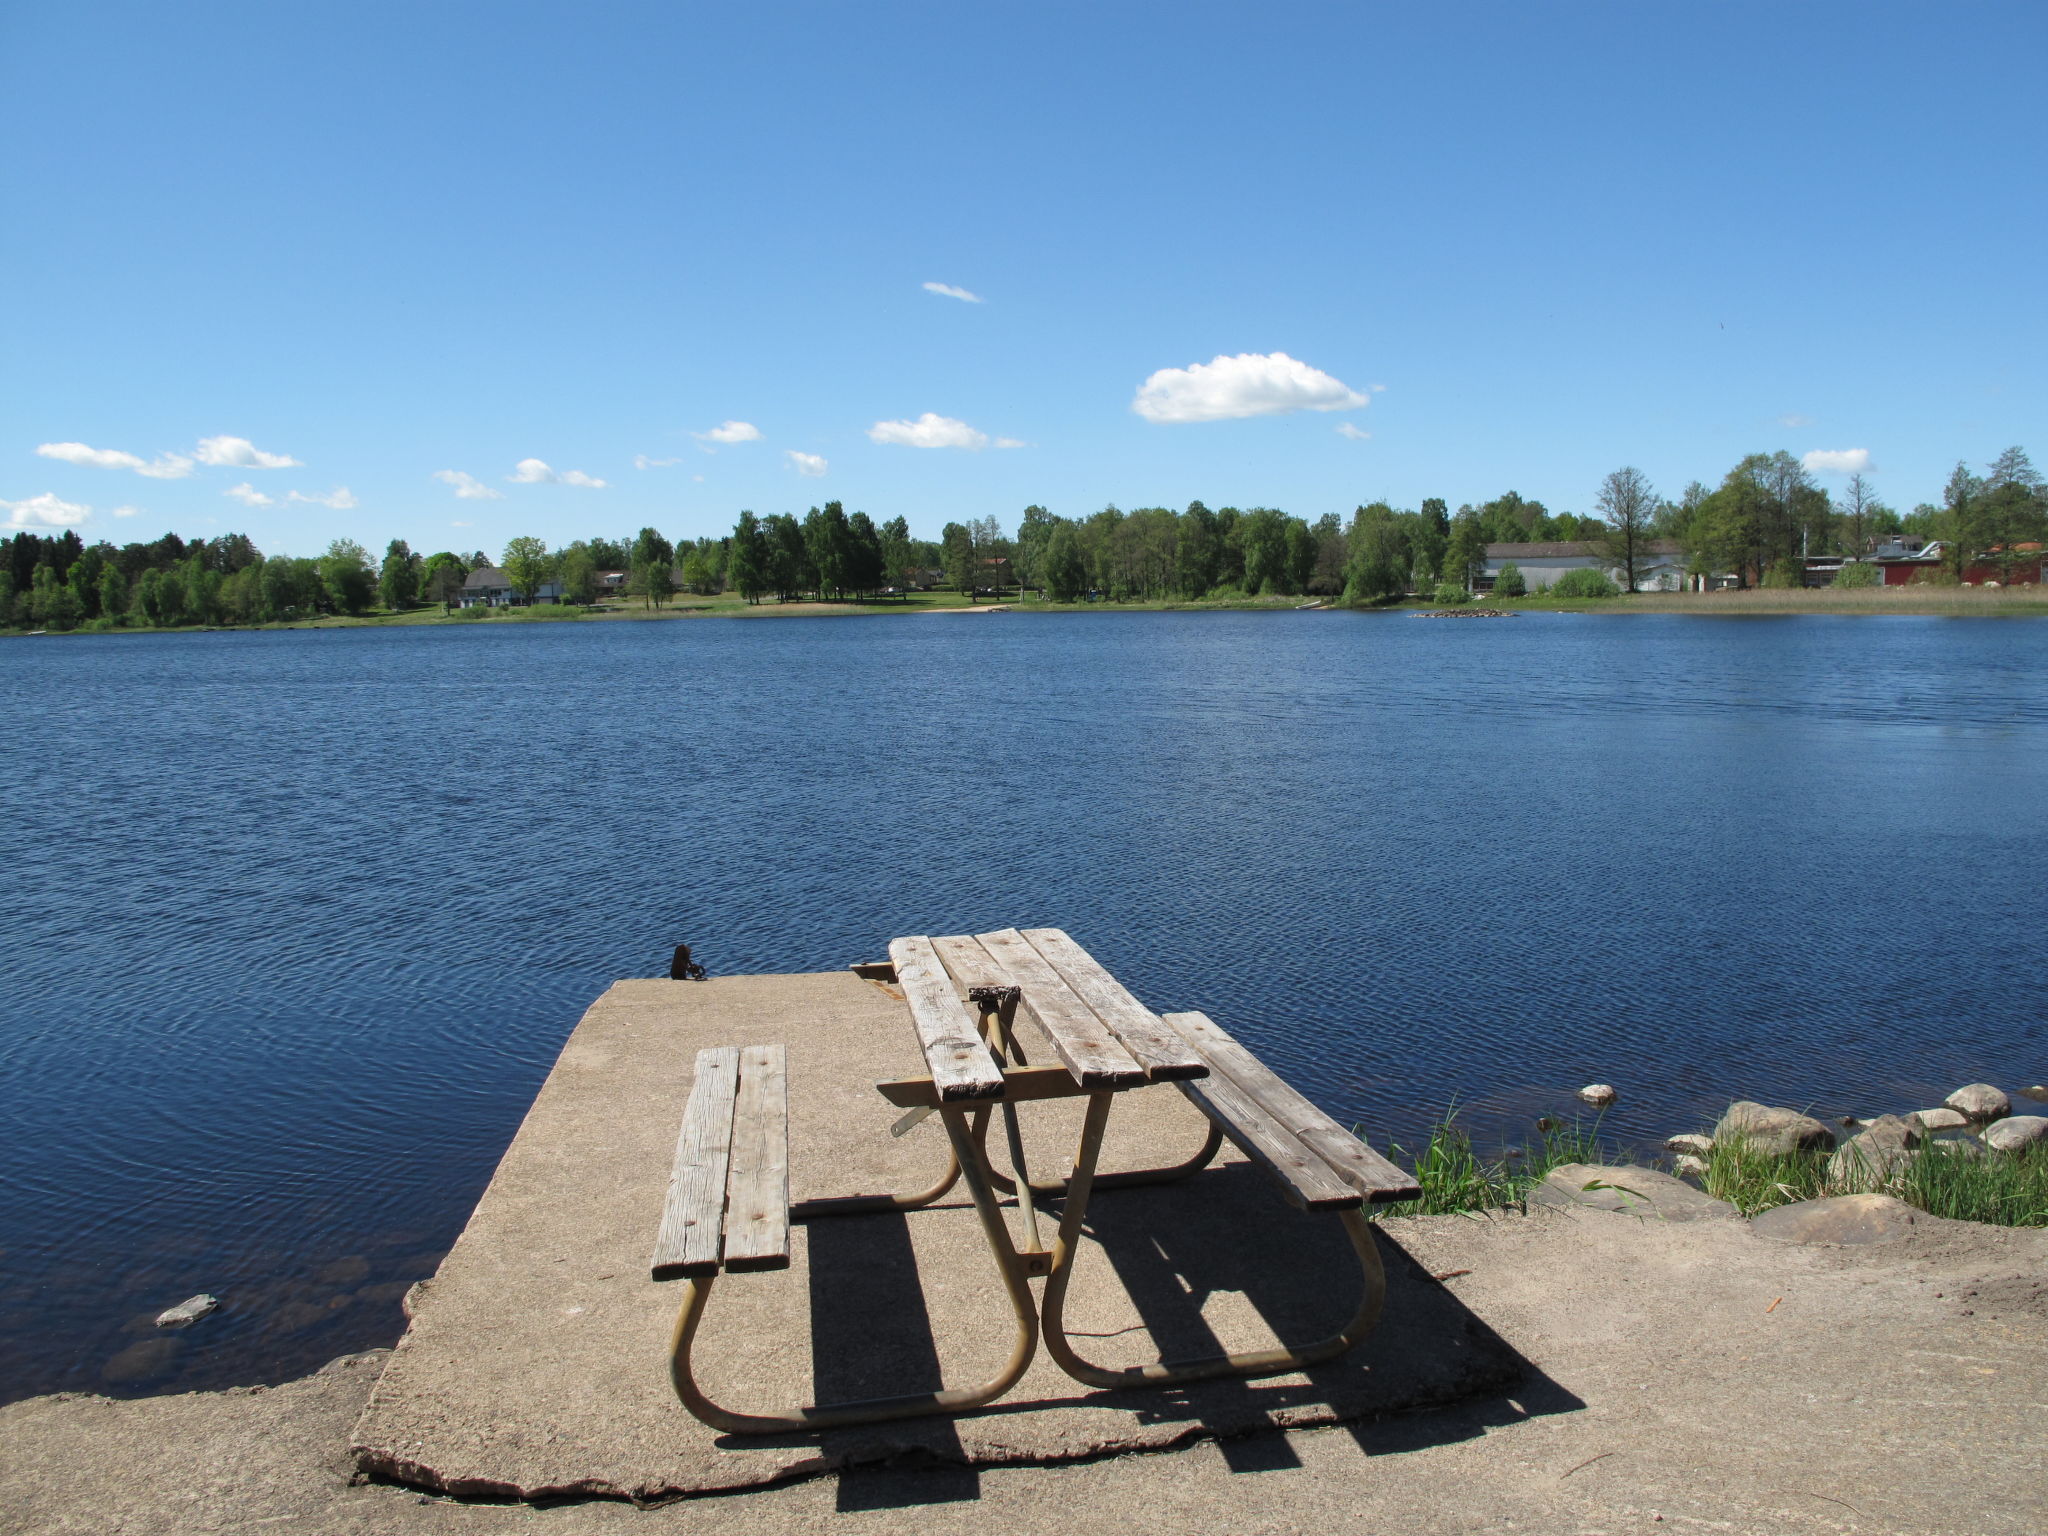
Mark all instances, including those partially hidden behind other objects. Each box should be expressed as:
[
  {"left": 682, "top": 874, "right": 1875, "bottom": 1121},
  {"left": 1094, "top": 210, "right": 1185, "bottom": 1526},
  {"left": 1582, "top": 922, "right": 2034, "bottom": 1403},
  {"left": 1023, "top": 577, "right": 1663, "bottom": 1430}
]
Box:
[
  {"left": 112, "top": 504, "right": 139, "bottom": 518},
  {"left": 692, "top": 474, "right": 706, "bottom": 483},
  {"left": 434, "top": 470, "right": 503, "bottom": 500},
  {"left": 786, "top": 451, "right": 828, "bottom": 478},
  {"left": 36, "top": 441, "right": 194, "bottom": 478},
  {"left": 288, "top": 486, "right": 357, "bottom": 509},
  {"left": 225, "top": 482, "right": 276, "bottom": 507},
  {"left": 1779, "top": 413, "right": 1815, "bottom": 429},
  {"left": 1335, "top": 422, "right": 1372, "bottom": 441},
  {"left": 506, "top": 458, "right": 607, "bottom": 488},
  {"left": 993, "top": 437, "right": 1027, "bottom": 449},
  {"left": 451, "top": 519, "right": 474, "bottom": 528},
  {"left": 922, "top": 281, "right": 984, "bottom": 304},
  {"left": 193, "top": 435, "right": 302, "bottom": 469},
  {"left": 634, "top": 454, "right": 683, "bottom": 469},
  {"left": 1132, "top": 351, "right": 1369, "bottom": 424},
  {"left": 868, "top": 413, "right": 991, "bottom": 450},
  {"left": 1802, "top": 448, "right": 1872, "bottom": 475},
  {"left": 691, "top": 421, "right": 761, "bottom": 445},
  {"left": 2, "top": 491, "right": 92, "bottom": 528}
]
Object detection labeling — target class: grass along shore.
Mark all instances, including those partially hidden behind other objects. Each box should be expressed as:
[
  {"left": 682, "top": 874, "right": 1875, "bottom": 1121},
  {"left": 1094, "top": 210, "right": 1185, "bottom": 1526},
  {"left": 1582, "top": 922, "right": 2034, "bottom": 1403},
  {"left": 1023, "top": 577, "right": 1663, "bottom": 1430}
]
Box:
[
  {"left": 11, "top": 581, "right": 2048, "bottom": 638},
  {"left": 1371, "top": 1107, "right": 2048, "bottom": 1227}
]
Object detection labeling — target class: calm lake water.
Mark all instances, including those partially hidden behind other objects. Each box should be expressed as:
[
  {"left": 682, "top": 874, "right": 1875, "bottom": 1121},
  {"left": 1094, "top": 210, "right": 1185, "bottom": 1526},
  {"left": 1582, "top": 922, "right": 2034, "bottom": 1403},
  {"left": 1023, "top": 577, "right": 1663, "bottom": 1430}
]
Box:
[{"left": 3, "top": 610, "right": 2045, "bottom": 1401}]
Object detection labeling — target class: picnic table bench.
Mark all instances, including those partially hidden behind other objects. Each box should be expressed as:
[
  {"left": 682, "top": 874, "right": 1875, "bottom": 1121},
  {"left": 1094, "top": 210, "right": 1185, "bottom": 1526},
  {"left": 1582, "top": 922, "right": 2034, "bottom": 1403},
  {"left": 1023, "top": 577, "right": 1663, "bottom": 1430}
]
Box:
[{"left": 651, "top": 927, "right": 1419, "bottom": 1433}]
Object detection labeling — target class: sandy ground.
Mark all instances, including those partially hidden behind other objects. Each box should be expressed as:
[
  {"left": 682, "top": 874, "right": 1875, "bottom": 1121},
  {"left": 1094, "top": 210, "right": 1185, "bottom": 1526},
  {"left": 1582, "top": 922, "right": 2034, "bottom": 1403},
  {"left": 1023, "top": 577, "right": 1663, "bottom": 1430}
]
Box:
[{"left": 6, "top": 1201, "right": 2045, "bottom": 1536}]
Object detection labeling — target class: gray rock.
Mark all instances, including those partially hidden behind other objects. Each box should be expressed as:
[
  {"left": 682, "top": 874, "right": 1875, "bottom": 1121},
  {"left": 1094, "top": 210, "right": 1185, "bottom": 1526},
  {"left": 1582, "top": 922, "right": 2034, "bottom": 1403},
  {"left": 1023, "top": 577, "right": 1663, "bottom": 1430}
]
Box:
[
  {"left": 1827, "top": 1114, "right": 1920, "bottom": 1188},
  {"left": 1751, "top": 1193, "right": 1930, "bottom": 1245},
  {"left": 1578, "top": 1083, "right": 1618, "bottom": 1107},
  {"left": 2016, "top": 1084, "right": 2048, "bottom": 1102},
  {"left": 1665, "top": 1133, "right": 1714, "bottom": 1156},
  {"left": 1713, "top": 1101, "right": 1837, "bottom": 1155},
  {"left": 155, "top": 1294, "right": 220, "bottom": 1329},
  {"left": 1944, "top": 1083, "right": 2011, "bottom": 1123},
  {"left": 1911, "top": 1107, "right": 1969, "bottom": 1133},
  {"left": 1982, "top": 1115, "right": 2048, "bottom": 1153},
  {"left": 1530, "top": 1163, "right": 1737, "bottom": 1222},
  {"left": 1672, "top": 1153, "right": 1709, "bottom": 1178}
]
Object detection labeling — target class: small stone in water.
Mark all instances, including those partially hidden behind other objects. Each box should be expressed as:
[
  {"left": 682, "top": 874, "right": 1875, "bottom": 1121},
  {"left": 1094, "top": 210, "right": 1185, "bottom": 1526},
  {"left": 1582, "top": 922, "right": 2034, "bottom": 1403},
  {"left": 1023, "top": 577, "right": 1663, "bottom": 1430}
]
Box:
[
  {"left": 1666, "top": 1133, "right": 1713, "bottom": 1156},
  {"left": 1578, "top": 1084, "right": 1618, "bottom": 1107},
  {"left": 155, "top": 1294, "right": 219, "bottom": 1329}
]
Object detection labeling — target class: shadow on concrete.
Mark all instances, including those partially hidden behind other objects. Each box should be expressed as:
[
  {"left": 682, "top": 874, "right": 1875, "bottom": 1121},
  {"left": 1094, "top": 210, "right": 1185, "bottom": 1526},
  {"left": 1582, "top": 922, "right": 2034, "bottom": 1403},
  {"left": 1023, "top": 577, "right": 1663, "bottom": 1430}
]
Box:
[
  {"left": 803, "top": 1212, "right": 983, "bottom": 1509},
  {"left": 806, "top": 1165, "right": 1579, "bottom": 1510}
]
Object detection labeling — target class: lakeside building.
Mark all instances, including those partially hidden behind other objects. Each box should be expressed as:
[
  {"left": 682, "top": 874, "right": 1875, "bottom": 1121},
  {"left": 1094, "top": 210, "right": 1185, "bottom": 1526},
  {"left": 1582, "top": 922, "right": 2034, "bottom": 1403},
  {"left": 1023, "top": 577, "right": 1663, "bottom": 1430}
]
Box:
[
  {"left": 1478, "top": 539, "right": 1688, "bottom": 592},
  {"left": 458, "top": 566, "right": 565, "bottom": 607}
]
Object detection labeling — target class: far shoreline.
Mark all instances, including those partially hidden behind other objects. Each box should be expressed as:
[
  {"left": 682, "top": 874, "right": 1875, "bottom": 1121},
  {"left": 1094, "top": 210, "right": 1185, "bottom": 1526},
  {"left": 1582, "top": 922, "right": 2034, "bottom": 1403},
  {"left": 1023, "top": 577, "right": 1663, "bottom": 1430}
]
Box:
[{"left": 8, "top": 582, "right": 2048, "bottom": 640}]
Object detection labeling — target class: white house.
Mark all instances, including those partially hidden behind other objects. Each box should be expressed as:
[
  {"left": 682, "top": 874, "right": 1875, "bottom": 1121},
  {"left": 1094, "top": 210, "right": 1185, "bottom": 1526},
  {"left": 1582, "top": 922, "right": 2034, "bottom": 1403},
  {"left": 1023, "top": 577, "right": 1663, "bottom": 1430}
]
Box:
[{"left": 1479, "top": 539, "right": 1688, "bottom": 592}]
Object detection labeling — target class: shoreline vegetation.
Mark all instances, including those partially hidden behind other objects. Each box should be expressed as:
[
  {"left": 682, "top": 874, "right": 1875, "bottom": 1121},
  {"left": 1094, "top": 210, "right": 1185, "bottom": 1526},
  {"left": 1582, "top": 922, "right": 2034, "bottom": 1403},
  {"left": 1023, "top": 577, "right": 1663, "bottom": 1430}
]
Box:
[
  {"left": 8, "top": 443, "right": 2045, "bottom": 637},
  {"left": 9, "top": 581, "right": 2048, "bottom": 638}
]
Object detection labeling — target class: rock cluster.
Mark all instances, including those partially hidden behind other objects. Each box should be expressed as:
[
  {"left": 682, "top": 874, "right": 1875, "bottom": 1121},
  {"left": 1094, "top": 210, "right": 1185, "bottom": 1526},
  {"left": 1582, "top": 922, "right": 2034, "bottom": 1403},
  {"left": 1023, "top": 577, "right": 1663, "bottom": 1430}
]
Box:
[{"left": 1660, "top": 1083, "right": 2039, "bottom": 1196}]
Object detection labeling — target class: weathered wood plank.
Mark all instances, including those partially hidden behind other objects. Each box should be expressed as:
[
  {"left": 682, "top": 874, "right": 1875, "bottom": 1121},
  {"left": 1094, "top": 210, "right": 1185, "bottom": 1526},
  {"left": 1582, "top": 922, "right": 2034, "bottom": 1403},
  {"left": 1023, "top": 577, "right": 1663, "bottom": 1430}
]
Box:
[
  {"left": 651, "top": 1046, "right": 740, "bottom": 1281},
  {"left": 1174, "top": 1068, "right": 1362, "bottom": 1211},
  {"left": 1164, "top": 1011, "right": 1420, "bottom": 1203},
  {"left": 721, "top": 1044, "right": 791, "bottom": 1272},
  {"left": 961, "top": 930, "right": 1147, "bottom": 1088},
  {"left": 1017, "top": 928, "right": 1207, "bottom": 1081},
  {"left": 874, "top": 1063, "right": 1089, "bottom": 1108},
  {"left": 887, "top": 935, "right": 1005, "bottom": 1101}
]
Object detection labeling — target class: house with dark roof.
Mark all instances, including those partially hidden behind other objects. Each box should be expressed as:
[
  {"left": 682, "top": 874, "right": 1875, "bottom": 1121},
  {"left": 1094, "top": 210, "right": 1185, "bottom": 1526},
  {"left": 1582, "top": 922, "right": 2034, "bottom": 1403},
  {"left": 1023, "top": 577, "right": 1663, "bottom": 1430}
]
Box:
[
  {"left": 460, "top": 566, "right": 512, "bottom": 608},
  {"left": 1479, "top": 539, "right": 1688, "bottom": 592}
]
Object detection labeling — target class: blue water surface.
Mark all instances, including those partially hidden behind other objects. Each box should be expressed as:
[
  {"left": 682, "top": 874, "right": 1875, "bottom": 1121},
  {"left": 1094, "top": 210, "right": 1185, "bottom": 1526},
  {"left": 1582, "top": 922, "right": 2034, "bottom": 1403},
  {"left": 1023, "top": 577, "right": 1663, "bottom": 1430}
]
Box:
[{"left": 2, "top": 609, "right": 2043, "bottom": 1400}]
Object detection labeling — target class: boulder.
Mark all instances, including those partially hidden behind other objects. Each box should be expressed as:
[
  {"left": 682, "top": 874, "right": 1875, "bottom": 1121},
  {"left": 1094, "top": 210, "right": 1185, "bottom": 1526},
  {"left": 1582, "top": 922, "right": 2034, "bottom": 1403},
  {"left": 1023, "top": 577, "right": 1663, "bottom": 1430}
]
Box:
[
  {"left": 1983, "top": 1115, "right": 2048, "bottom": 1154},
  {"left": 1672, "top": 1153, "right": 1709, "bottom": 1178},
  {"left": 1751, "top": 1193, "right": 1929, "bottom": 1245},
  {"left": 1910, "top": 1107, "right": 1969, "bottom": 1133},
  {"left": 1944, "top": 1083, "right": 2011, "bottom": 1123},
  {"left": 1713, "top": 1101, "right": 1837, "bottom": 1155},
  {"left": 154, "top": 1294, "right": 220, "bottom": 1329},
  {"left": 1530, "top": 1163, "right": 1737, "bottom": 1222},
  {"left": 1827, "top": 1114, "right": 1920, "bottom": 1188},
  {"left": 2017, "top": 1085, "right": 2048, "bottom": 1102},
  {"left": 1665, "top": 1133, "right": 1714, "bottom": 1156},
  {"left": 1578, "top": 1083, "right": 1618, "bottom": 1107}
]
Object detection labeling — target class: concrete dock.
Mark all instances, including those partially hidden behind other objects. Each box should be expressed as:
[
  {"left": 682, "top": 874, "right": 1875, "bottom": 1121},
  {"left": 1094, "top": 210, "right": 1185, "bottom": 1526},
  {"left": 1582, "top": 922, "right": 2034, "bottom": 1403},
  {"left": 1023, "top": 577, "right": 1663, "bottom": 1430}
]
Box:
[{"left": 347, "top": 972, "right": 1521, "bottom": 1500}]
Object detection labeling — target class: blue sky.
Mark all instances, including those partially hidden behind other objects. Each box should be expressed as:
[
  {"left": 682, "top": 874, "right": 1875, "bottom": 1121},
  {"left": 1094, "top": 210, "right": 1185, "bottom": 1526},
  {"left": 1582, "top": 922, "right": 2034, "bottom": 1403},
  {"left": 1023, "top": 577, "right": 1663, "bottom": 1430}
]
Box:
[{"left": 4, "top": 2, "right": 2043, "bottom": 556}]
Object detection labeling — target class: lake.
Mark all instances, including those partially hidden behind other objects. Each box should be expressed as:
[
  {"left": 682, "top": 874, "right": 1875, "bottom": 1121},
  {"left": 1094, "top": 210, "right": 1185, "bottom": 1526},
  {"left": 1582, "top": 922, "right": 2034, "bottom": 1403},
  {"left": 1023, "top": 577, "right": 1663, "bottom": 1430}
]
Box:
[{"left": 2, "top": 609, "right": 2043, "bottom": 1401}]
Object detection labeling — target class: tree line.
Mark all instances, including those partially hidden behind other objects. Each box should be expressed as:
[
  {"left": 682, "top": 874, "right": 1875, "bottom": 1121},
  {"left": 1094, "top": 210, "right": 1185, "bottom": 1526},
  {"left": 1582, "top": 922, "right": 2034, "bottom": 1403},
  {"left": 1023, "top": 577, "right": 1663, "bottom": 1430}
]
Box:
[{"left": 7, "top": 444, "right": 2041, "bottom": 631}]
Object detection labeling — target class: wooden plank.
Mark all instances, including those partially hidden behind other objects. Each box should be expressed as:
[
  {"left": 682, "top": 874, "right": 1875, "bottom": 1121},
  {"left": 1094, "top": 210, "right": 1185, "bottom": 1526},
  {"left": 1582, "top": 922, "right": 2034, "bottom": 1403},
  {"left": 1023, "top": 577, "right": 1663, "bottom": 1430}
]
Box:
[
  {"left": 1017, "top": 928, "right": 1207, "bottom": 1081},
  {"left": 960, "top": 930, "right": 1147, "bottom": 1088},
  {"left": 1163, "top": 1012, "right": 1420, "bottom": 1204},
  {"left": 874, "top": 1063, "right": 1088, "bottom": 1108},
  {"left": 651, "top": 1046, "right": 740, "bottom": 1281},
  {"left": 887, "top": 935, "right": 1005, "bottom": 1100},
  {"left": 1174, "top": 1069, "right": 1361, "bottom": 1211},
  {"left": 721, "top": 1044, "right": 792, "bottom": 1272}
]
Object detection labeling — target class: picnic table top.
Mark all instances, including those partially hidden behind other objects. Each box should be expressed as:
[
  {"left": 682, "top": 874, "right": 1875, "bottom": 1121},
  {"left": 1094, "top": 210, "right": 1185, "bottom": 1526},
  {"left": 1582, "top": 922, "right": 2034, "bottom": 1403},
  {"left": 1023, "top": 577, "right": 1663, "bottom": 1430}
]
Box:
[{"left": 888, "top": 928, "right": 1209, "bottom": 1102}]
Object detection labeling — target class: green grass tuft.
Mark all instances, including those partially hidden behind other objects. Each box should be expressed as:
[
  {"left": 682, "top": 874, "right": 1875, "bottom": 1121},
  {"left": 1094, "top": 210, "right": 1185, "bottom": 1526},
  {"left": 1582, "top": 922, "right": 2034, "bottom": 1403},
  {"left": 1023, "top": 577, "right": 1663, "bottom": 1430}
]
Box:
[
  {"left": 1700, "top": 1126, "right": 2048, "bottom": 1226},
  {"left": 1369, "top": 1110, "right": 1605, "bottom": 1219}
]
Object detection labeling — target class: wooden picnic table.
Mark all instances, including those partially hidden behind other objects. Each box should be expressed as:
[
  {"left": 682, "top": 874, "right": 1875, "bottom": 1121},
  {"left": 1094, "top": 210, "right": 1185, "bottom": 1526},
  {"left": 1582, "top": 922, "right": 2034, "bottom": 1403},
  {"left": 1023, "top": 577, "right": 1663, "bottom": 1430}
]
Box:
[{"left": 652, "top": 928, "right": 1420, "bottom": 1434}]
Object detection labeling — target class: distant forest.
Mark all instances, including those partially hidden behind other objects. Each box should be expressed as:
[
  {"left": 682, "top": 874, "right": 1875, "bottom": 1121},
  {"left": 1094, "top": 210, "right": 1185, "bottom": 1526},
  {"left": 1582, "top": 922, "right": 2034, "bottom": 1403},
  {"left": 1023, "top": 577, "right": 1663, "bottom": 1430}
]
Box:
[{"left": 6, "top": 446, "right": 2043, "bottom": 630}]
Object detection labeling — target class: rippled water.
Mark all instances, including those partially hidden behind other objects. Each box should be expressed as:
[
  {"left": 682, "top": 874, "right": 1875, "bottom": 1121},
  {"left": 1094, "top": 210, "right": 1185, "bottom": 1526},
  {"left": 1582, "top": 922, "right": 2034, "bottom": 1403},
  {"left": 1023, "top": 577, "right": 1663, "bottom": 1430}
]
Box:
[{"left": 3, "top": 611, "right": 2044, "bottom": 1401}]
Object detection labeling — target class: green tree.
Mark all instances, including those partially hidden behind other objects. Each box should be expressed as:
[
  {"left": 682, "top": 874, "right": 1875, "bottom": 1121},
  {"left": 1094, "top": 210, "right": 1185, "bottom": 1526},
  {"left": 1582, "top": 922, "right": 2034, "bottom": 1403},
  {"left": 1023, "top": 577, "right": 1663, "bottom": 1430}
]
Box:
[
  {"left": 421, "top": 551, "right": 468, "bottom": 610},
  {"left": 1042, "top": 523, "right": 1087, "bottom": 601},
  {"left": 1174, "top": 501, "right": 1220, "bottom": 597},
  {"left": 97, "top": 564, "right": 128, "bottom": 623},
  {"left": 728, "top": 511, "right": 769, "bottom": 602},
  {"left": 940, "top": 520, "right": 976, "bottom": 599},
  {"left": 1343, "top": 503, "right": 1410, "bottom": 604},
  {"left": 631, "top": 527, "right": 674, "bottom": 574},
  {"left": 501, "top": 536, "right": 552, "bottom": 604},
  {"left": 846, "top": 511, "right": 886, "bottom": 593},
  {"left": 1831, "top": 558, "right": 1879, "bottom": 588},
  {"left": 763, "top": 512, "right": 812, "bottom": 596},
  {"left": 1551, "top": 567, "right": 1619, "bottom": 598},
  {"left": 630, "top": 552, "right": 675, "bottom": 608},
  {"left": 1432, "top": 580, "right": 1469, "bottom": 607},
  {"left": 557, "top": 545, "right": 599, "bottom": 605},
  {"left": 1493, "top": 562, "right": 1526, "bottom": 597},
  {"left": 1443, "top": 508, "right": 1487, "bottom": 590},
  {"left": 1012, "top": 506, "right": 1054, "bottom": 597},
  {"left": 321, "top": 538, "right": 376, "bottom": 614},
  {"left": 680, "top": 547, "right": 716, "bottom": 594},
  {"left": 878, "top": 514, "right": 915, "bottom": 590},
  {"left": 378, "top": 539, "right": 419, "bottom": 611},
  {"left": 804, "top": 502, "right": 855, "bottom": 598}
]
